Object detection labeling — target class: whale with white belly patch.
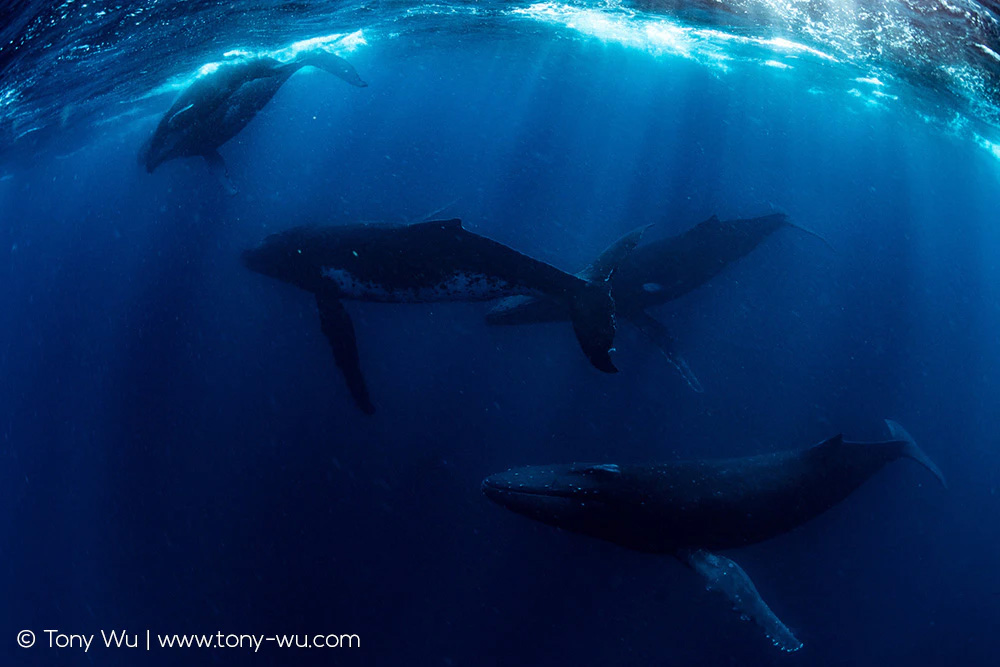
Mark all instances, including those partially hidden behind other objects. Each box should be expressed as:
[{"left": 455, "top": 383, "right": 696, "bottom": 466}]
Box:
[{"left": 243, "top": 219, "right": 647, "bottom": 413}]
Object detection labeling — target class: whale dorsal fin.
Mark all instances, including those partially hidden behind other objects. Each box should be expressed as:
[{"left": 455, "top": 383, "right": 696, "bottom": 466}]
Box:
[
  {"left": 681, "top": 549, "right": 803, "bottom": 652},
  {"left": 569, "top": 463, "right": 622, "bottom": 479},
  {"left": 811, "top": 433, "right": 844, "bottom": 450}
]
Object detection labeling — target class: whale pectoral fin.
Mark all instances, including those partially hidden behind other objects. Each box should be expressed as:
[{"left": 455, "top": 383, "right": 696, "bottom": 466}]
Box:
[
  {"left": 167, "top": 103, "right": 195, "bottom": 128},
  {"left": 681, "top": 549, "right": 803, "bottom": 653},
  {"left": 629, "top": 310, "right": 704, "bottom": 393},
  {"left": 203, "top": 149, "right": 237, "bottom": 195},
  {"left": 316, "top": 293, "right": 376, "bottom": 415}
]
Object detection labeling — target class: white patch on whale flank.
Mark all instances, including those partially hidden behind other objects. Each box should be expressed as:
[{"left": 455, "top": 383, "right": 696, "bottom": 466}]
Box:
[{"left": 321, "top": 267, "right": 516, "bottom": 302}]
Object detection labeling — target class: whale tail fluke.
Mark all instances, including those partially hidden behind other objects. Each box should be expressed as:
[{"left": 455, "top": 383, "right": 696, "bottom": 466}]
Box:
[
  {"left": 885, "top": 419, "right": 947, "bottom": 488},
  {"left": 786, "top": 219, "right": 836, "bottom": 252},
  {"left": 294, "top": 51, "right": 367, "bottom": 87},
  {"left": 486, "top": 224, "right": 650, "bottom": 331},
  {"left": 569, "top": 283, "right": 618, "bottom": 373},
  {"left": 569, "top": 224, "right": 651, "bottom": 373},
  {"left": 578, "top": 223, "right": 706, "bottom": 390},
  {"left": 579, "top": 223, "right": 652, "bottom": 282}
]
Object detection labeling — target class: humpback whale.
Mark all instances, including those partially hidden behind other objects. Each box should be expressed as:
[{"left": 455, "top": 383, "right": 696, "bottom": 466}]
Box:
[
  {"left": 482, "top": 420, "right": 945, "bottom": 651},
  {"left": 140, "top": 51, "right": 366, "bottom": 192},
  {"left": 243, "top": 219, "right": 645, "bottom": 414},
  {"left": 487, "top": 213, "right": 823, "bottom": 391}
]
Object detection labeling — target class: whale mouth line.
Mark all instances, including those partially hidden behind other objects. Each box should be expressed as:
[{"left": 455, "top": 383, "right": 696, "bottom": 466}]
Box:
[{"left": 481, "top": 479, "right": 577, "bottom": 500}]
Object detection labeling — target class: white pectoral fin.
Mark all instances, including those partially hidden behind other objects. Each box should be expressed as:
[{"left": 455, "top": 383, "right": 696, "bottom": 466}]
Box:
[
  {"left": 167, "top": 103, "right": 195, "bottom": 128},
  {"left": 681, "top": 549, "right": 803, "bottom": 652}
]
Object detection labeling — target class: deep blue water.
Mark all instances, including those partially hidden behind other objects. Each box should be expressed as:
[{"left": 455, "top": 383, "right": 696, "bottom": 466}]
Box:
[{"left": 3, "top": 1, "right": 1000, "bottom": 665}]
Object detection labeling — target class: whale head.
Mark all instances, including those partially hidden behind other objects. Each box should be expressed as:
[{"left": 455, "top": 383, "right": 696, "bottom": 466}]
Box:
[
  {"left": 139, "top": 123, "right": 187, "bottom": 173},
  {"left": 138, "top": 134, "right": 161, "bottom": 173},
  {"left": 482, "top": 463, "right": 635, "bottom": 540},
  {"left": 242, "top": 226, "right": 323, "bottom": 289}
]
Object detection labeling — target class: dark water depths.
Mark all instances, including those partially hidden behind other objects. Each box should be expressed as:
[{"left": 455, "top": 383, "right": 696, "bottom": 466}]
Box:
[{"left": 2, "top": 1, "right": 999, "bottom": 665}]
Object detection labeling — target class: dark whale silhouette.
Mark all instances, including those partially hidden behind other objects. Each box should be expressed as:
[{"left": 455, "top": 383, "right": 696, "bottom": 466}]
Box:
[
  {"left": 140, "top": 51, "right": 366, "bottom": 192},
  {"left": 243, "top": 219, "right": 646, "bottom": 414},
  {"left": 483, "top": 420, "right": 945, "bottom": 651},
  {"left": 487, "top": 213, "right": 826, "bottom": 391}
]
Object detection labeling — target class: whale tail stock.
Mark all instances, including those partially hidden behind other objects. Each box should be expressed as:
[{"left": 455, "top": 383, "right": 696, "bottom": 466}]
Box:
[
  {"left": 884, "top": 419, "right": 947, "bottom": 488},
  {"left": 292, "top": 51, "right": 368, "bottom": 87},
  {"left": 568, "top": 224, "right": 650, "bottom": 374}
]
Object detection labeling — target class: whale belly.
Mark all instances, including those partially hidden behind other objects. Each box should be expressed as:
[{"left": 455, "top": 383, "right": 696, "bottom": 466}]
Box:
[{"left": 321, "top": 267, "right": 519, "bottom": 302}]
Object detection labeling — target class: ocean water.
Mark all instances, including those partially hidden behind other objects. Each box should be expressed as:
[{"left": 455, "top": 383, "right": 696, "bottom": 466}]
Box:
[{"left": 2, "top": 0, "right": 999, "bottom": 665}]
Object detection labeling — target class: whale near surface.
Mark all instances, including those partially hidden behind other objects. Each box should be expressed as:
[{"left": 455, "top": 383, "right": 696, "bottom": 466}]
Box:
[{"left": 139, "top": 50, "right": 366, "bottom": 191}]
